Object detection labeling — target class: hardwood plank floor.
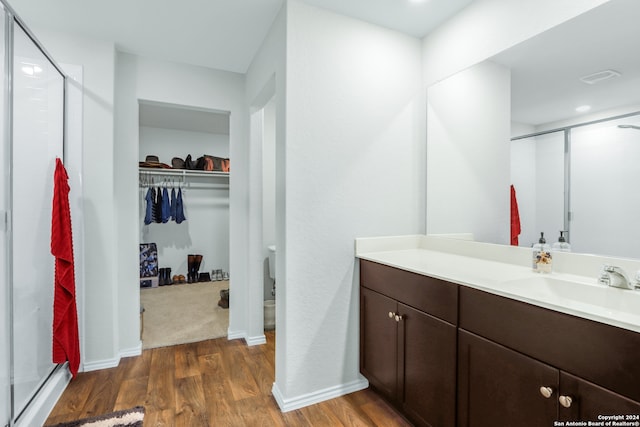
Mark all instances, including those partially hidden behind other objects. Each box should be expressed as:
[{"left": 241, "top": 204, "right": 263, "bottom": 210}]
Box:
[{"left": 45, "top": 331, "right": 411, "bottom": 426}]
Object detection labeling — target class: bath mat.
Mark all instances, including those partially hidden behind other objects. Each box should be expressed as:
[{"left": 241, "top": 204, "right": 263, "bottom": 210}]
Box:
[{"left": 48, "top": 406, "right": 144, "bottom": 427}]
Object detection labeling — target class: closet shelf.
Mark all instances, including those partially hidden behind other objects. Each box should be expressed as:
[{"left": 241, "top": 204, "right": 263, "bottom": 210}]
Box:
[{"left": 139, "top": 167, "right": 230, "bottom": 179}]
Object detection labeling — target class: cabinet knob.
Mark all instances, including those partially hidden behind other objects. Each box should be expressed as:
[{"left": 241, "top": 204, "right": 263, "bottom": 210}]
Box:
[
  {"left": 388, "top": 311, "right": 395, "bottom": 319},
  {"left": 539, "top": 386, "right": 554, "bottom": 399},
  {"left": 395, "top": 314, "right": 404, "bottom": 322},
  {"left": 559, "top": 395, "right": 573, "bottom": 408}
]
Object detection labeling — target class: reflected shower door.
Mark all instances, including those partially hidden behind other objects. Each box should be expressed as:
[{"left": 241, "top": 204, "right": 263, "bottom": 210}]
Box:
[
  {"left": 0, "top": 5, "right": 10, "bottom": 426},
  {"left": 11, "top": 22, "right": 64, "bottom": 416},
  {"left": 510, "top": 130, "right": 565, "bottom": 247},
  {"left": 570, "top": 115, "right": 640, "bottom": 258}
]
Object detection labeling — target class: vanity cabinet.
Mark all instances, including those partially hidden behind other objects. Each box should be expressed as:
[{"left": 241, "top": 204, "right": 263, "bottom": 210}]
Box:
[
  {"left": 457, "top": 330, "right": 558, "bottom": 426},
  {"left": 359, "top": 260, "right": 640, "bottom": 426},
  {"left": 360, "top": 260, "right": 458, "bottom": 427},
  {"left": 458, "top": 286, "right": 640, "bottom": 426}
]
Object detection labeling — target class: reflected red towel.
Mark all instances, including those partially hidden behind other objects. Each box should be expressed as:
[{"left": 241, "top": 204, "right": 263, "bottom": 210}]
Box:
[
  {"left": 51, "top": 158, "right": 80, "bottom": 377},
  {"left": 510, "top": 185, "right": 521, "bottom": 246}
]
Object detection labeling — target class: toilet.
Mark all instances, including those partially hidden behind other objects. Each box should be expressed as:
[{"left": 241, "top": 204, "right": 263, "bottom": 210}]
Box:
[
  {"left": 264, "top": 245, "right": 276, "bottom": 330},
  {"left": 264, "top": 299, "right": 275, "bottom": 330},
  {"left": 267, "top": 245, "right": 276, "bottom": 281}
]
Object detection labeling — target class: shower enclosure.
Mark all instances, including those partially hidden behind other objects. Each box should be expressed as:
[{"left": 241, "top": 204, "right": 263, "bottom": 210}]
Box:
[
  {"left": 1, "top": 1, "right": 74, "bottom": 426},
  {"left": 511, "top": 112, "right": 640, "bottom": 259}
]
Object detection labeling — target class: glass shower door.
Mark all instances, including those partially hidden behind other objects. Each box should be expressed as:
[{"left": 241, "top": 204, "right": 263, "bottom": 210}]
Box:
[
  {"left": 510, "top": 130, "right": 565, "bottom": 247},
  {"left": 11, "top": 21, "right": 64, "bottom": 417},
  {"left": 570, "top": 115, "right": 640, "bottom": 258},
  {"left": 0, "top": 5, "right": 11, "bottom": 426}
]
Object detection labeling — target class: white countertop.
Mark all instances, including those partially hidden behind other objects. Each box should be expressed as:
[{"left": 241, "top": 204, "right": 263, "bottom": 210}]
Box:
[{"left": 356, "top": 235, "right": 640, "bottom": 334}]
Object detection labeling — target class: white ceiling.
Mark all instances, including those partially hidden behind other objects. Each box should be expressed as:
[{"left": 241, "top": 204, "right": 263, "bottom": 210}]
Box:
[
  {"left": 492, "top": 0, "right": 640, "bottom": 127},
  {"left": 7, "top": 0, "right": 473, "bottom": 74}
]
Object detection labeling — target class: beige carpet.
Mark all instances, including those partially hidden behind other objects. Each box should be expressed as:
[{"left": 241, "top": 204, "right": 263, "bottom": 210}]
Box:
[{"left": 140, "top": 281, "right": 229, "bottom": 349}]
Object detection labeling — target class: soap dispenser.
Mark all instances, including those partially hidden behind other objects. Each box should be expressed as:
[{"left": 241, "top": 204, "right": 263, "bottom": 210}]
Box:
[
  {"left": 532, "top": 232, "right": 552, "bottom": 273},
  {"left": 552, "top": 231, "right": 571, "bottom": 252}
]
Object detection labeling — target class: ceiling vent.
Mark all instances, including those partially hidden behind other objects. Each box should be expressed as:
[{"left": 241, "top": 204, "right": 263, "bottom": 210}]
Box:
[{"left": 579, "top": 69, "right": 621, "bottom": 85}]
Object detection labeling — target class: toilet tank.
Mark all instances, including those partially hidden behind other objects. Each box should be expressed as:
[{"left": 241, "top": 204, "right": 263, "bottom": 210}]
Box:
[{"left": 268, "top": 245, "right": 276, "bottom": 280}]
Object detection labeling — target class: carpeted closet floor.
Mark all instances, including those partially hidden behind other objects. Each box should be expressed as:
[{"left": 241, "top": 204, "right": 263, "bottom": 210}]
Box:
[{"left": 140, "top": 281, "right": 229, "bottom": 349}]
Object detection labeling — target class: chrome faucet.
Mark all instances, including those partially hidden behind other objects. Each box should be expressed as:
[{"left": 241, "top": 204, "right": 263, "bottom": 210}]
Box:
[{"left": 598, "top": 265, "right": 633, "bottom": 290}]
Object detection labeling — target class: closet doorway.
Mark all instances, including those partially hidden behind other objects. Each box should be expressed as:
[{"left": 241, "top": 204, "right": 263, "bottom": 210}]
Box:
[{"left": 138, "top": 100, "right": 231, "bottom": 349}]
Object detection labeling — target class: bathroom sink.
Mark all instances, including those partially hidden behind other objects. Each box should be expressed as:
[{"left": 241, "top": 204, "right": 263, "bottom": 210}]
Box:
[{"left": 501, "top": 275, "right": 640, "bottom": 316}]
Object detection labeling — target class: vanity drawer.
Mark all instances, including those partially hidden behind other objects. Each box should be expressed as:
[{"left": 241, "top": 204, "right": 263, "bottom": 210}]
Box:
[
  {"left": 360, "top": 259, "right": 458, "bottom": 324},
  {"left": 459, "top": 286, "right": 640, "bottom": 402}
]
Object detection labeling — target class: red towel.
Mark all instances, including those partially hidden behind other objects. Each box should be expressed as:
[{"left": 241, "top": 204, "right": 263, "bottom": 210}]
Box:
[
  {"left": 51, "top": 158, "right": 80, "bottom": 377},
  {"left": 510, "top": 185, "right": 521, "bottom": 246}
]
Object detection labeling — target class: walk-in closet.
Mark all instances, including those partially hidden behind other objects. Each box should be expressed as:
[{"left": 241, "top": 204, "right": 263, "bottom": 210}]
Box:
[{"left": 138, "top": 100, "right": 231, "bottom": 349}]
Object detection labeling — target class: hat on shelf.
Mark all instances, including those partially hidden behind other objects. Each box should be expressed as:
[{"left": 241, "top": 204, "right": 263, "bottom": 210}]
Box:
[
  {"left": 139, "top": 155, "right": 172, "bottom": 169},
  {"left": 171, "top": 157, "right": 186, "bottom": 169}
]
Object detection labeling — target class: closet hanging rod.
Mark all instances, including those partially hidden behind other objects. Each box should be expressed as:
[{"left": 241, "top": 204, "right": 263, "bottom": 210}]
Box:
[
  {"left": 139, "top": 167, "right": 230, "bottom": 179},
  {"left": 138, "top": 182, "right": 229, "bottom": 190}
]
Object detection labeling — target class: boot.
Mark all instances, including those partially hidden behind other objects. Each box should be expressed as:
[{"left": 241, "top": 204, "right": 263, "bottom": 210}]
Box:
[
  {"left": 158, "top": 268, "right": 166, "bottom": 286},
  {"left": 187, "top": 254, "right": 196, "bottom": 283},
  {"left": 194, "top": 254, "right": 203, "bottom": 282},
  {"left": 165, "top": 267, "right": 172, "bottom": 285},
  {"left": 218, "top": 289, "right": 229, "bottom": 309}
]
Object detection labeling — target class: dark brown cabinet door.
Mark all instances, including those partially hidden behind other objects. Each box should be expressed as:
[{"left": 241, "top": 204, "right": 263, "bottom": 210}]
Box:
[
  {"left": 360, "top": 287, "right": 398, "bottom": 401},
  {"left": 458, "top": 330, "right": 558, "bottom": 427},
  {"left": 399, "top": 303, "right": 456, "bottom": 427},
  {"left": 559, "top": 371, "right": 640, "bottom": 422}
]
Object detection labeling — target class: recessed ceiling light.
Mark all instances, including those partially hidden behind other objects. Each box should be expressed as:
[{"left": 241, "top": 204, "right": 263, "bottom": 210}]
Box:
[
  {"left": 408, "top": 0, "right": 428, "bottom": 4},
  {"left": 575, "top": 105, "right": 591, "bottom": 113}
]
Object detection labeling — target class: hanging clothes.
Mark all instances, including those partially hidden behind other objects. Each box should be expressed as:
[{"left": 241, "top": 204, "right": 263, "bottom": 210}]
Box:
[
  {"left": 170, "top": 187, "right": 177, "bottom": 221},
  {"left": 144, "top": 187, "right": 155, "bottom": 225},
  {"left": 175, "top": 187, "right": 186, "bottom": 224},
  {"left": 510, "top": 184, "right": 521, "bottom": 246},
  {"left": 161, "top": 186, "right": 171, "bottom": 223},
  {"left": 51, "top": 158, "right": 80, "bottom": 378},
  {"left": 154, "top": 186, "right": 163, "bottom": 224}
]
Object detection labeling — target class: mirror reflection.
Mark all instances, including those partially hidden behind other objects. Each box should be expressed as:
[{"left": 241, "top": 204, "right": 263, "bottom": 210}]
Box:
[
  {"left": 511, "top": 113, "right": 640, "bottom": 259},
  {"left": 427, "top": 0, "right": 640, "bottom": 259}
]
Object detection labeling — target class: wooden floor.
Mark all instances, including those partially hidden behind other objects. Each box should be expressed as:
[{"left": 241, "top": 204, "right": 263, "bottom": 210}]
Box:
[{"left": 45, "top": 331, "right": 411, "bottom": 426}]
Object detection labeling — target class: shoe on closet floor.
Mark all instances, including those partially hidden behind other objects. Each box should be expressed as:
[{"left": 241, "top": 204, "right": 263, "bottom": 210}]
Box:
[{"left": 218, "top": 289, "right": 229, "bottom": 309}]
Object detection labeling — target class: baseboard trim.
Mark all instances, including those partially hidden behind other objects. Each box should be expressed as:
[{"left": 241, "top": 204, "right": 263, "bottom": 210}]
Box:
[
  {"left": 82, "top": 342, "right": 141, "bottom": 372},
  {"left": 227, "top": 328, "right": 266, "bottom": 346},
  {"left": 82, "top": 356, "right": 120, "bottom": 372},
  {"left": 15, "top": 365, "right": 71, "bottom": 427},
  {"left": 120, "top": 342, "right": 142, "bottom": 358},
  {"left": 227, "top": 328, "right": 245, "bottom": 340},
  {"left": 272, "top": 375, "right": 369, "bottom": 412},
  {"left": 246, "top": 334, "right": 266, "bottom": 346}
]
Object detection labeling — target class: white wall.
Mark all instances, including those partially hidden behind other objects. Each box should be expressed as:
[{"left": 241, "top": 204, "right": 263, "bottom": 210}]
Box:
[
  {"left": 29, "top": 28, "right": 119, "bottom": 367},
  {"left": 534, "top": 132, "right": 565, "bottom": 247},
  {"left": 427, "top": 60, "right": 511, "bottom": 244},
  {"left": 138, "top": 126, "right": 230, "bottom": 277},
  {"left": 510, "top": 137, "right": 537, "bottom": 247},
  {"left": 262, "top": 98, "right": 277, "bottom": 300},
  {"left": 274, "top": 0, "right": 425, "bottom": 409},
  {"left": 115, "top": 53, "right": 248, "bottom": 353},
  {"left": 245, "top": 2, "right": 286, "bottom": 349},
  {"left": 139, "top": 127, "right": 230, "bottom": 163}
]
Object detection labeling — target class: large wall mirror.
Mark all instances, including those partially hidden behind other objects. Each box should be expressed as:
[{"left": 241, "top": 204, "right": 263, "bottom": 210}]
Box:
[{"left": 427, "top": 0, "right": 640, "bottom": 259}]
